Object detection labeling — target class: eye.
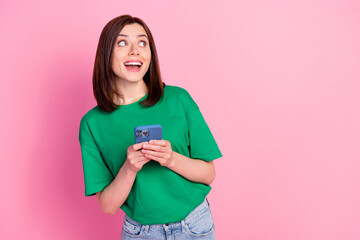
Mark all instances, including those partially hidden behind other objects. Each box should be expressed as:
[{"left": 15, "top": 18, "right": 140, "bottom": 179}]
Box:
[
  {"left": 139, "top": 41, "right": 147, "bottom": 47},
  {"left": 118, "top": 40, "right": 126, "bottom": 46},
  {"left": 117, "top": 40, "right": 147, "bottom": 47}
]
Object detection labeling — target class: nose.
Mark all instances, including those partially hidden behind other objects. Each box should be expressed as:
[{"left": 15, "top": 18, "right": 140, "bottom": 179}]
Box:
[{"left": 129, "top": 43, "right": 139, "bottom": 56}]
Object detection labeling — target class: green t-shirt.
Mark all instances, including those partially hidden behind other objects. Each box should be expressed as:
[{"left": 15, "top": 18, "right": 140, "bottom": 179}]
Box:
[{"left": 78, "top": 85, "right": 222, "bottom": 224}]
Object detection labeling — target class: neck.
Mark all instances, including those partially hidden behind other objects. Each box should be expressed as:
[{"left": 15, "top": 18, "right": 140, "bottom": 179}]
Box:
[{"left": 114, "top": 79, "right": 148, "bottom": 105}]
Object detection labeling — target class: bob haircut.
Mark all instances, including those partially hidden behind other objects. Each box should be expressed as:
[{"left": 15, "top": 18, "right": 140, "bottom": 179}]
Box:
[{"left": 93, "top": 15, "right": 165, "bottom": 112}]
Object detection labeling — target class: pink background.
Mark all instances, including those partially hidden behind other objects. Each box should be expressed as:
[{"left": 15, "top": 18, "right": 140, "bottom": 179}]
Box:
[{"left": 1, "top": 0, "right": 359, "bottom": 239}]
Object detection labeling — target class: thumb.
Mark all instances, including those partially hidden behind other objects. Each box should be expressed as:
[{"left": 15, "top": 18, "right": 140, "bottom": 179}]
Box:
[{"left": 133, "top": 142, "right": 147, "bottom": 151}]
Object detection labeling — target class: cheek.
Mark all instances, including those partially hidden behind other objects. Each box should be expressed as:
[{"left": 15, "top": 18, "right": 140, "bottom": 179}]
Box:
[
  {"left": 112, "top": 54, "right": 125, "bottom": 68},
  {"left": 144, "top": 53, "right": 152, "bottom": 67},
  {"left": 142, "top": 49, "right": 151, "bottom": 60},
  {"left": 111, "top": 61, "right": 124, "bottom": 76},
  {"left": 111, "top": 59, "right": 118, "bottom": 70}
]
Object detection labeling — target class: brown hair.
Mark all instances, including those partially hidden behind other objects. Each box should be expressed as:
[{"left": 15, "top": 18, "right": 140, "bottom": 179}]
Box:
[{"left": 93, "top": 15, "right": 165, "bottom": 112}]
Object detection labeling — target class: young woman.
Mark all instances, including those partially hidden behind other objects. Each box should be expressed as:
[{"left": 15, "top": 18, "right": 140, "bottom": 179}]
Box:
[{"left": 79, "top": 15, "right": 222, "bottom": 239}]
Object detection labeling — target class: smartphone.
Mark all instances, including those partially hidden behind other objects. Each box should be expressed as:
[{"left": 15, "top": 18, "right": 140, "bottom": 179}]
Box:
[{"left": 134, "top": 124, "right": 163, "bottom": 144}]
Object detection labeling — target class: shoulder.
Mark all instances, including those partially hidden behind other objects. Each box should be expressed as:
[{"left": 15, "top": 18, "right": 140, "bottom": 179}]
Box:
[
  {"left": 164, "top": 84, "right": 199, "bottom": 113},
  {"left": 80, "top": 105, "right": 107, "bottom": 126},
  {"left": 164, "top": 84, "right": 187, "bottom": 94},
  {"left": 164, "top": 84, "right": 192, "bottom": 99}
]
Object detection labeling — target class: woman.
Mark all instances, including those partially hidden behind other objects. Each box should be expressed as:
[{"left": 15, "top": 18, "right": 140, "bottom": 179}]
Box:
[{"left": 79, "top": 15, "right": 222, "bottom": 239}]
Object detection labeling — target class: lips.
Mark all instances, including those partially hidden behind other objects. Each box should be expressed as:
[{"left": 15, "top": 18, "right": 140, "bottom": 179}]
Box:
[
  {"left": 124, "top": 60, "right": 143, "bottom": 72},
  {"left": 124, "top": 64, "right": 142, "bottom": 72}
]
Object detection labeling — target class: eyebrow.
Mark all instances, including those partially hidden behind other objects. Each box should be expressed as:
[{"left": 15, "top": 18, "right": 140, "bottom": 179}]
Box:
[{"left": 118, "top": 34, "right": 148, "bottom": 39}]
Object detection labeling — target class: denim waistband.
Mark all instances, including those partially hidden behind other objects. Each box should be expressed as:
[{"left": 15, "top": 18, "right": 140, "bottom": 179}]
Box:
[{"left": 124, "top": 197, "right": 210, "bottom": 232}]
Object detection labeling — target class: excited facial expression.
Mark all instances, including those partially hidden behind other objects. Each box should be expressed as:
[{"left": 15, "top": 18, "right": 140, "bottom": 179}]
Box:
[{"left": 111, "top": 23, "right": 151, "bottom": 84}]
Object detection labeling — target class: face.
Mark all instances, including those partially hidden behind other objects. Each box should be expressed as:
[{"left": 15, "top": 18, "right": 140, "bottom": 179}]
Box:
[{"left": 111, "top": 23, "right": 151, "bottom": 84}]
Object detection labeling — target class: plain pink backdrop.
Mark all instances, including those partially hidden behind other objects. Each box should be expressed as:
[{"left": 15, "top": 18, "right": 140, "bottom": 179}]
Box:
[{"left": 1, "top": 0, "right": 359, "bottom": 239}]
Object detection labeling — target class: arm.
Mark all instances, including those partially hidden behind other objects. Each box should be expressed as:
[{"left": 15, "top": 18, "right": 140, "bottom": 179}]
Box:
[
  {"left": 96, "top": 142, "right": 150, "bottom": 215},
  {"left": 96, "top": 161, "right": 136, "bottom": 215},
  {"left": 168, "top": 152, "right": 216, "bottom": 185},
  {"left": 141, "top": 140, "right": 217, "bottom": 185}
]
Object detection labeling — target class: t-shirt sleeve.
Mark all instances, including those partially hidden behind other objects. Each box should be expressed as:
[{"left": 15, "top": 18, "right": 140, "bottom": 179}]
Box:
[
  {"left": 180, "top": 89, "right": 223, "bottom": 161},
  {"left": 79, "top": 117, "right": 114, "bottom": 197}
]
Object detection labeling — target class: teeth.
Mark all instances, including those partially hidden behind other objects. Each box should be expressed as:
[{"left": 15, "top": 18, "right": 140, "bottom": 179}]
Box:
[{"left": 124, "top": 62, "right": 142, "bottom": 66}]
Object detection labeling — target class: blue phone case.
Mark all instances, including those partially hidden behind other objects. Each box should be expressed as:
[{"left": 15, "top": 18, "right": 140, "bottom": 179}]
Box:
[{"left": 134, "top": 124, "right": 163, "bottom": 144}]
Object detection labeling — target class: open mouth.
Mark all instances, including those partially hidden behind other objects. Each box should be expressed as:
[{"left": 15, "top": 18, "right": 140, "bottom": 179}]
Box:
[{"left": 124, "top": 62, "right": 143, "bottom": 72}]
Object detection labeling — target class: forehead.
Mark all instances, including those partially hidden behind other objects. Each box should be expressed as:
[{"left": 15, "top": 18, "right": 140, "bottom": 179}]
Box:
[{"left": 119, "top": 23, "right": 147, "bottom": 36}]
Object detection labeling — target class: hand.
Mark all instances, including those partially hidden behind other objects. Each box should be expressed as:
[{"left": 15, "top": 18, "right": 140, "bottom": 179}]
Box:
[
  {"left": 125, "top": 142, "right": 151, "bottom": 173},
  {"left": 141, "top": 139, "right": 175, "bottom": 167}
]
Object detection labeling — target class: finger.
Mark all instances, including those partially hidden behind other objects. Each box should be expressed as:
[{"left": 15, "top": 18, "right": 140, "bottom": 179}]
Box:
[
  {"left": 134, "top": 152, "right": 148, "bottom": 159},
  {"left": 133, "top": 142, "right": 148, "bottom": 151},
  {"left": 143, "top": 149, "right": 166, "bottom": 158},
  {"left": 149, "top": 139, "right": 166, "bottom": 146},
  {"left": 143, "top": 153, "right": 162, "bottom": 163},
  {"left": 133, "top": 152, "right": 148, "bottom": 161},
  {"left": 142, "top": 143, "right": 163, "bottom": 151}
]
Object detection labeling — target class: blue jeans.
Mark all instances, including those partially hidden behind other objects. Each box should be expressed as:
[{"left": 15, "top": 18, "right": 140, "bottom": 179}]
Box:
[{"left": 121, "top": 198, "right": 216, "bottom": 239}]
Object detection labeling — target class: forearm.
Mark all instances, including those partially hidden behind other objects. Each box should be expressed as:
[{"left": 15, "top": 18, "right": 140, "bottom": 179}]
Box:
[
  {"left": 97, "top": 161, "right": 136, "bottom": 215},
  {"left": 168, "top": 151, "right": 216, "bottom": 185}
]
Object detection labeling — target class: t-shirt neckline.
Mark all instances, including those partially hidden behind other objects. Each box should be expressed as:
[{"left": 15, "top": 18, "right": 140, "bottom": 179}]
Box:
[{"left": 116, "top": 93, "right": 148, "bottom": 109}]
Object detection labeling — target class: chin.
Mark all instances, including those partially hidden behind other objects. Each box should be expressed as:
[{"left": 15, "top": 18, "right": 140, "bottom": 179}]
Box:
[{"left": 125, "top": 78, "right": 144, "bottom": 83}]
